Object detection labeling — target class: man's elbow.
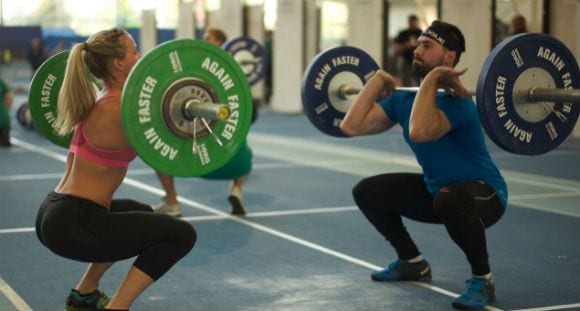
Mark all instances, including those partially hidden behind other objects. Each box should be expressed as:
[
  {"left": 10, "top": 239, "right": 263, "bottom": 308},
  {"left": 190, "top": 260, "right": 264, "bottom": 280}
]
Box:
[
  {"left": 409, "top": 128, "right": 424, "bottom": 143},
  {"left": 339, "top": 123, "right": 354, "bottom": 136},
  {"left": 340, "top": 122, "right": 358, "bottom": 137},
  {"left": 409, "top": 127, "right": 436, "bottom": 143}
]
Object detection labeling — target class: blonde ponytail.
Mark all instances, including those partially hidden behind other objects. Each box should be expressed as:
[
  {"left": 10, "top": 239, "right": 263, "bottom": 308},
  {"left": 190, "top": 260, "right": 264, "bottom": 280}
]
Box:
[
  {"left": 54, "top": 28, "right": 127, "bottom": 136},
  {"left": 55, "top": 43, "right": 96, "bottom": 136}
]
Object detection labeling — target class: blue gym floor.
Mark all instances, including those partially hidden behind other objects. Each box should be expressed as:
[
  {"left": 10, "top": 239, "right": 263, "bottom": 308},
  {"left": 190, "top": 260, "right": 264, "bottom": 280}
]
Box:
[{"left": 1, "top": 94, "right": 579, "bottom": 311}]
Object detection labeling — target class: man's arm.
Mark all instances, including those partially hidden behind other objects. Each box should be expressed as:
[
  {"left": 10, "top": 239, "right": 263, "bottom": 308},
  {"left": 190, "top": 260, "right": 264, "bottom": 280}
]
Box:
[
  {"left": 340, "top": 70, "right": 396, "bottom": 137},
  {"left": 409, "top": 66, "right": 468, "bottom": 143}
]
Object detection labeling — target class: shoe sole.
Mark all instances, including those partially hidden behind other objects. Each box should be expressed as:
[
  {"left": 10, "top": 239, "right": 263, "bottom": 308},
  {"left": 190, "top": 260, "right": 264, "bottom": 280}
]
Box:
[
  {"left": 228, "top": 195, "right": 246, "bottom": 215},
  {"left": 65, "top": 306, "right": 102, "bottom": 311},
  {"left": 452, "top": 297, "right": 494, "bottom": 310},
  {"left": 154, "top": 210, "right": 182, "bottom": 217},
  {"left": 452, "top": 302, "right": 485, "bottom": 310},
  {"left": 371, "top": 275, "right": 432, "bottom": 282}
]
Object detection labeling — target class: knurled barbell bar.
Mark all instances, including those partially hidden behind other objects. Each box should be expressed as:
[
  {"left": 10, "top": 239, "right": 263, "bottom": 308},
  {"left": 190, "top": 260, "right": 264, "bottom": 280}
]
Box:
[
  {"left": 336, "top": 85, "right": 580, "bottom": 104},
  {"left": 301, "top": 33, "right": 579, "bottom": 155},
  {"left": 28, "top": 39, "right": 253, "bottom": 177}
]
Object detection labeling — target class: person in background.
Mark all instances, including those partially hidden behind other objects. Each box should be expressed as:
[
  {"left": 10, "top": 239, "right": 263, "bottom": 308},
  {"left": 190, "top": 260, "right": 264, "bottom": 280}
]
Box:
[
  {"left": 51, "top": 40, "right": 67, "bottom": 56},
  {"left": 393, "top": 14, "right": 423, "bottom": 86},
  {"left": 0, "top": 76, "right": 14, "bottom": 147},
  {"left": 510, "top": 14, "right": 528, "bottom": 35},
  {"left": 153, "top": 27, "right": 255, "bottom": 217},
  {"left": 27, "top": 37, "right": 49, "bottom": 73}
]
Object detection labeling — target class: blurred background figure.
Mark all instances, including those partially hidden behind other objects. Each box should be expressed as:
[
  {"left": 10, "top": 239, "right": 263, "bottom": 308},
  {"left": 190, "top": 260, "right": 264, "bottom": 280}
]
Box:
[
  {"left": 50, "top": 40, "right": 66, "bottom": 55},
  {"left": 0, "top": 75, "right": 14, "bottom": 147},
  {"left": 26, "top": 37, "right": 48, "bottom": 74},
  {"left": 510, "top": 14, "right": 528, "bottom": 35},
  {"left": 393, "top": 14, "right": 422, "bottom": 86}
]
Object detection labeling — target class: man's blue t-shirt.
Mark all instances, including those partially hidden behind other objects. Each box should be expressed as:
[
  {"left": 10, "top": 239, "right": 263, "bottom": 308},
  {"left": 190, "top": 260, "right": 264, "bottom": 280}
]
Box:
[{"left": 380, "top": 91, "right": 508, "bottom": 208}]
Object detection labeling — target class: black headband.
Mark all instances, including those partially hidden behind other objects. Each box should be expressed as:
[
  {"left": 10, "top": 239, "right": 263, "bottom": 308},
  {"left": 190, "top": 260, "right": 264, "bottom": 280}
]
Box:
[{"left": 421, "top": 23, "right": 464, "bottom": 54}]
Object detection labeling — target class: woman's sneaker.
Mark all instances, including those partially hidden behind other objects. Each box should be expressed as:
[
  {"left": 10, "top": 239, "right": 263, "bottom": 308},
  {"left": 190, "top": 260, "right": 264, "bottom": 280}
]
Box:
[
  {"left": 65, "top": 288, "right": 110, "bottom": 311},
  {"left": 452, "top": 276, "right": 496, "bottom": 310},
  {"left": 228, "top": 184, "right": 246, "bottom": 215},
  {"left": 371, "top": 259, "right": 432, "bottom": 282}
]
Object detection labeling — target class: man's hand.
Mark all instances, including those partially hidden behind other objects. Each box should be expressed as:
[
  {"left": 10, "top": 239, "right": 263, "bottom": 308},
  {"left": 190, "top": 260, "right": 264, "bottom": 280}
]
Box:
[
  {"left": 340, "top": 69, "right": 396, "bottom": 136},
  {"left": 374, "top": 70, "right": 396, "bottom": 100},
  {"left": 431, "top": 66, "right": 469, "bottom": 98}
]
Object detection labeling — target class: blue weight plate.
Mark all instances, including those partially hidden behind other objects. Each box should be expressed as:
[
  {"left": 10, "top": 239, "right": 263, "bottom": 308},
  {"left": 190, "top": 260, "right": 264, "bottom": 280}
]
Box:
[
  {"left": 476, "top": 33, "right": 579, "bottom": 155},
  {"left": 301, "top": 46, "right": 379, "bottom": 137},
  {"left": 222, "top": 36, "right": 267, "bottom": 86}
]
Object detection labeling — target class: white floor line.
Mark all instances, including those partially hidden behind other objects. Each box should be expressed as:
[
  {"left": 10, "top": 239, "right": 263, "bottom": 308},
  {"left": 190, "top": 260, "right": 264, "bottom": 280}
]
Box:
[
  {"left": 502, "top": 174, "right": 580, "bottom": 193},
  {"left": 509, "top": 303, "right": 580, "bottom": 311},
  {"left": 506, "top": 201, "right": 580, "bottom": 219},
  {"left": 0, "top": 276, "right": 33, "bottom": 311},
  {"left": 246, "top": 206, "right": 357, "bottom": 217},
  {"left": 249, "top": 133, "right": 580, "bottom": 191},
  {"left": 0, "top": 228, "right": 35, "bottom": 234},
  {"left": 11, "top": 138, "right": 504, "bottom": 311},
  {"left": 0, "top": 207, "right": 357, "bottom": 235},
  {"left": 0, "top": 172, "right": 63, "bottom": 181},
  {"left": 248, "top": 133, "right": 580, "bottom": 216},
  {"left": 180, "top": 215, "right": 230, "bottom": 222},
  {"left": 11, "top": 138, "right": 67, "bottom": 162},
  {"left": 0, "top": 161, "right": 359, "bottom": 181},
  {"left": 509, "top": 192, "right": 580, "bottom": 200}
]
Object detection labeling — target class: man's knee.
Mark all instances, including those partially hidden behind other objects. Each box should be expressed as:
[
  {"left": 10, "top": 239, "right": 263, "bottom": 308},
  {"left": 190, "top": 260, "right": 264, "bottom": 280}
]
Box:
[
  {"left": 433, "top": 187, "right": 470, "bottom": 218},
  {"left": 352, "top": 178, "right": 374, "bottom": 206}
]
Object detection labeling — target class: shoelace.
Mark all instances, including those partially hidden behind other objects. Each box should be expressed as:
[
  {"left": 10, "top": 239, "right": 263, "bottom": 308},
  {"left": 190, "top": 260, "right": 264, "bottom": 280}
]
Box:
[
  {"left": 463, "top": 278, "right": 487, "bottom": 298},
  {"left": 387, "top": 259, "right": 402, "bottom": 270},
  {"left": 96, "top": 290, "right": 111, "bottom": 308}
]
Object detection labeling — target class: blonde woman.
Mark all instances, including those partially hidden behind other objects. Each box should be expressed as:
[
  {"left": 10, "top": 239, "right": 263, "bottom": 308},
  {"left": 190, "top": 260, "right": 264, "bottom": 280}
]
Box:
[{"left": 35, "top": 28, "right": 196, "bottom": 311}]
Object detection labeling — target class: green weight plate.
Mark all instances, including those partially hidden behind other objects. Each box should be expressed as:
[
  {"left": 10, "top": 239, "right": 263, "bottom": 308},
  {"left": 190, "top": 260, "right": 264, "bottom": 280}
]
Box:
[
  {"left": 28, "top": 51, "right": 72, "bottom": 148},
  {"left": 122, "top": 39, "right": 253, "bottom": 177}
]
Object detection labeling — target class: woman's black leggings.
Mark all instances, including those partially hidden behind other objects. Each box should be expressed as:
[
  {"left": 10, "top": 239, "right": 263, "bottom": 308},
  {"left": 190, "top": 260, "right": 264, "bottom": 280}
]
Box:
[
  {"left": 36, "top": 191, "right": 196, "bottom": 281},
  {"left": 352, "top": 173, "right": 504, "bottom": 276}
]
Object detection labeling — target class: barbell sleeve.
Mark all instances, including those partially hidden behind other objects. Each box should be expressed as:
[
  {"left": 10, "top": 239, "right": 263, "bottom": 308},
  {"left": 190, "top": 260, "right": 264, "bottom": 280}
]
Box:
[
  {"left": 238, "top": 59, "right": 259, "bottom": 66},
  {"left": 528, "top": 87, "right": 580, "bottom": 104},
  {"left": 337, "top": 85, "right": 361, "bottom": 97},
  {"left": 184, "top": 100, "right": 231, "bottom": 121}
]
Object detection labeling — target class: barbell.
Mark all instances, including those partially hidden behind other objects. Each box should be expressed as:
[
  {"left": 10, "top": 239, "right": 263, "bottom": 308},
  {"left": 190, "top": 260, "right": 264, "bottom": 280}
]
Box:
[
  {"left": 23, "top": 36, "right": 268, "bottom": 134},
  {"left": 22, "top": 35, "right": 267, "bottom": 129},
  {"left": 28, "top": 39, "right": 253, "bottom": 177},
  {"left": 301, "top": 33, "right": 579, "bottom": 155}
]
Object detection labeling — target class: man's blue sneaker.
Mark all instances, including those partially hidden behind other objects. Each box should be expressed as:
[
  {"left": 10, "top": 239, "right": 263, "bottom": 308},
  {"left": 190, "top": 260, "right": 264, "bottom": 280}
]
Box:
[
  {"left": 452, "top": 277, "right": 496, "bottom": 310},
  {"left": 371, "top": 259, "right": 432, "bottom": 282}
]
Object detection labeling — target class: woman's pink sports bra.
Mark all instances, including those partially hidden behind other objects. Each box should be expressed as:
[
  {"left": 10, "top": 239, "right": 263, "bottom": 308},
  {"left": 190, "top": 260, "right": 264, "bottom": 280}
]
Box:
[{"left": 69, "top": 92, "right": 137, "bottom": 167}]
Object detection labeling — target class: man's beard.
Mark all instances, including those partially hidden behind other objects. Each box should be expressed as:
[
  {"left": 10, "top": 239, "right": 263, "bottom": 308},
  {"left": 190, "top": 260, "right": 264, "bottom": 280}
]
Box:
[
  {"left": 412, "top": 60, "right": 429, "bottom": 78},
  {"left": 412, "top": 57, "right": 445, "bottom": 78}
]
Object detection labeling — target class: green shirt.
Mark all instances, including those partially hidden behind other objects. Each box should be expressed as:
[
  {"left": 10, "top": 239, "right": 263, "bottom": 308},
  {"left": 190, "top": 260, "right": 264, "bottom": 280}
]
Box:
[{"left": 0, "top": 79, "right": 10, "bottom": 129}]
